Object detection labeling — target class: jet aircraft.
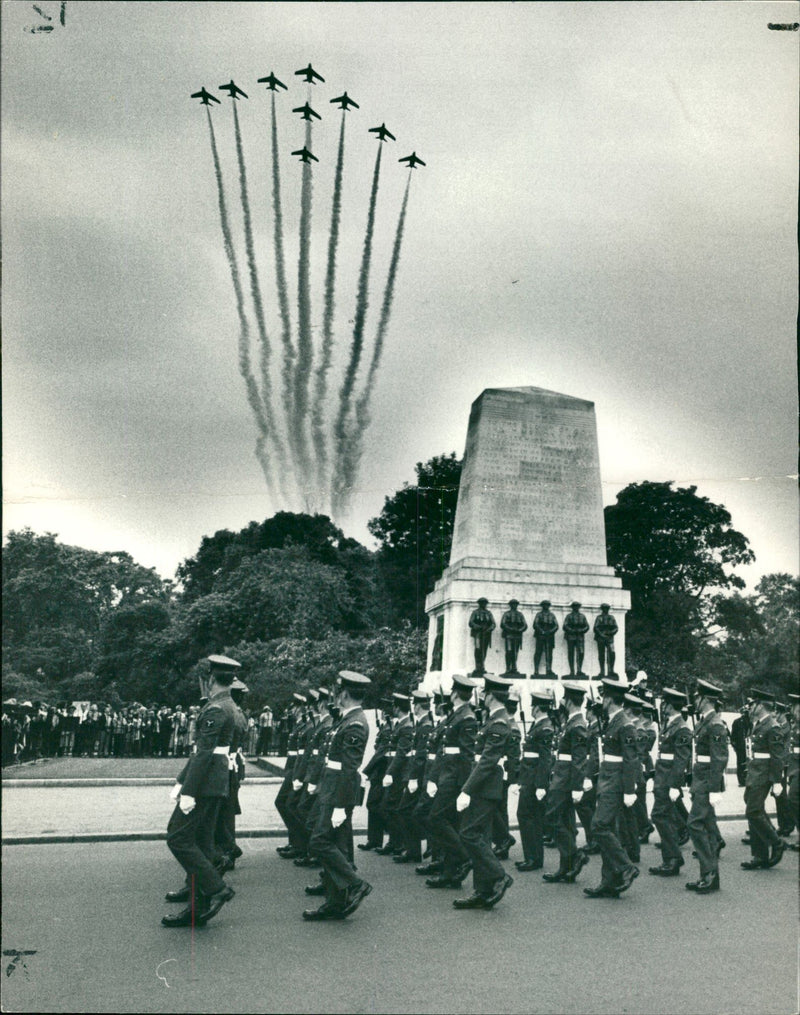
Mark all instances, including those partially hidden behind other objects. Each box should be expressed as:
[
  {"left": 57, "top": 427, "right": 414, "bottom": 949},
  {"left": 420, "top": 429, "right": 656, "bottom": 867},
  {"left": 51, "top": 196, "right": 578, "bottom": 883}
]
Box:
[
  {"left": 257, "top": 71, "right": 287, "bottom": 91},
  {"left": 191, "top": 87, "right": 221, "bottom": 106},
  {"left": 295, "top": 63, "right": 325, "bottom": 84},
  {"left": 219, "top": 80, "right": 248, "bottom": 100},
  {"left": 398, "top": 152, "right": 426, "bottom": 168},
  {"left": 330, "top": 92, "right": 359, "bottom": 110},
  {"left": 292, "top": 102, "right": 321, "bottom": 121},
  {"left": 292, "top": 147, "right": 319, "bottom": 164},
  {"left": 368, "top": 123, "right": 396, "bottom": 142}
]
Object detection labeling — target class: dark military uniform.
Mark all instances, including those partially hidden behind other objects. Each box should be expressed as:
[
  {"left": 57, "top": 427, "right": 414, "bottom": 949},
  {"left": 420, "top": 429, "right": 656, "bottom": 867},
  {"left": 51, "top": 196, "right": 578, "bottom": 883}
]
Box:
[
  {"left": 380, "top": 711, "right": 415, "bottom": 853},
  {"left": 362, "top": 716, "right": 393, "bottom": 849},
  {"left": 744, "top": 709, "right": 785, "bottom": 864},
  {"left": 545, "top": 707, "right": 589, "bottom": 875},
  {"left": 412, "top": 710, "right": 448, "bottom": 864},
  {"left": 293, "top": 711, "right": 334, "bottom": 861},
  {"left": 650, "top": 707, "right": 693, "bottom": 869},
  {"left": 459, "top": 704, "right": 515, "bottom": 898},
  {"left": 589, "top": 704, "right": 639, "bottom": 892},
  {"left": 427, "top": 701, "right": 477, "bottom": 883},
  {"left": 396, "top": 711, "right": 433, "bottom": 861},
  {"left": 213, "top": 695, "right": 249, "bottom": 864},
  {"left": 687, "top": 706, "right": 729, "bottom": 882},
  {"left": 167, "top": 688, "right": 238, "bottom": 911},
  {"left": 517, "top": 712, "right": 554, "bottom": 868}
]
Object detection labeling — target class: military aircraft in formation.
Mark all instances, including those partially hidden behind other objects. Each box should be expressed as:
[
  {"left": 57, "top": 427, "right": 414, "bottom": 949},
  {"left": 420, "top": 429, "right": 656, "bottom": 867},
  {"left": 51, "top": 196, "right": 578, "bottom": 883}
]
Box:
[
  {"left": 190, "top": 87, "right": 220, "bottom": 106},
  {"left": 257, "top": 71, "right": 287, "bottom": 91},
  {"left": 330, "top": 92, "right": 359, "bottom": 110},
  {"left": 295, "top": 63, "right": 325, "bottom": 84},
  {"left": 292, "top": 102, "right": 321, "bottom": 121},
  {"left": 219, "top": 80, "right": 248, "bottom": 100},
  {"left": 398, "top": 152, "right": 425, "bottom": 168},
  {"left": 368, "top": 123, "right": 396, "bottom": 142},
  {"left": 292, "top": 147, "right": 319, "bottom": 164}
]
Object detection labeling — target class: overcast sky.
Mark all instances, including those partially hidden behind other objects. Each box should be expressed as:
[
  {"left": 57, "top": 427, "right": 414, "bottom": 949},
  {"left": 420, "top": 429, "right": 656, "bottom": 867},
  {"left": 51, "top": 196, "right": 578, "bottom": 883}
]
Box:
[{"left": 2, "top": 0, "right": 798, "bottom": 588}]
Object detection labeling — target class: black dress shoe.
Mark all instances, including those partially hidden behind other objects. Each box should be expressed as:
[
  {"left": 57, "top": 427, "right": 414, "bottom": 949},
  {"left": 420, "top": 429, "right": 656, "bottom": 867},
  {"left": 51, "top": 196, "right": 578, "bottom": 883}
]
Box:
[
  {"left": 416, "top": 861, "right": 443, "bottom": 875},
  {"left": 484, "top": 873, "right": 513, "bottom": 907},
  {"left": 741, "top": 858, "right": 769, "bottom": 870},
  {"left": 304, "top": 883, "right": 326, "bottom": 896},
  {"left": 616, "top": 866, "right": 639, "bottom": 892},
  {"left": 393, "top": 852, "right": 421, "bottom": 864},
  {"left": 293, "top": 855, "right": 316, "bottom": 867},
  {"left": 302, "top": 903, "right": 344, "bottom": 921},
  {"left": 277, "top": 846, "right": 300, "bottom": 859},
  {"left": 230, "top": 845, "right": 243, "bottom": 860},
  {"left": 164, "top": 886, "right": 190, "bottom": 903},
  {"left": 740, "top": 836, "right": 752, "bottom": 846},
  {"left": 454, "top": 861, "right": 473, "bottom": 882},
  {"left": 197, "top": 885, "right": 234, "bottom": 923},
  {"left": 453, "top": 892, "right": 488, "bottom": 910},
  {"left": 493, "top": 845, "right": 511, "bottom": 860},
  {"left": 542, "top": 870, "right": 568, "bottom": 883},
  {"left": 374, "top": 845, "right": 396, "bottom": 856},
  {"left": 648, "top": 861, "right": 681, "bottom": 877},
  {"left": 694, "top": 871, "right": 720, "bottom": 894},
  {"left": 563, "top": 851, "right": 590, "bottom": 883},
  {"left": 787, "top": 842, "right": 800, "bottom": 852},
  {"left": 161, "top": 906, "right": 197, "bottom": 928},
  {"left": 515, "top": 860, "right": 542, "bottom": 872},
  {"left": 357, "top": 842, "right": 379, "bottom": 851},
  {"left": 583, "top": 883, "right": 620, "bottom": 898},
  {"left": 425, "top": 875, "right": 460, "bottom": 889},
  {"left": 341, "top": 880, "right": 372, "bottom": 916},
  {"left": 768, "top": 840, "right": 785, "bottom": 867}
]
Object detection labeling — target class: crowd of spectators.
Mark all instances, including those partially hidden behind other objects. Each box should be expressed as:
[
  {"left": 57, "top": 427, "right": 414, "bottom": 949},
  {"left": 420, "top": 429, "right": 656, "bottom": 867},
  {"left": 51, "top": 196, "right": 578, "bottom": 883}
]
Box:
[{"left": 1, "top": 699, "right": 293, "bottom": 766}]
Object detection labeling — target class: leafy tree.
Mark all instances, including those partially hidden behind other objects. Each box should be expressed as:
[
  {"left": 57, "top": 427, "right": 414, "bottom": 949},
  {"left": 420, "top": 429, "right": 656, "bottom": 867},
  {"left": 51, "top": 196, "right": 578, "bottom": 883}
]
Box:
[
  {"left": 604, "top": 482, "right": 755, "bottom": 680},
  {"left": 368, "top": 452, "right": 462, "bottom": 626}
]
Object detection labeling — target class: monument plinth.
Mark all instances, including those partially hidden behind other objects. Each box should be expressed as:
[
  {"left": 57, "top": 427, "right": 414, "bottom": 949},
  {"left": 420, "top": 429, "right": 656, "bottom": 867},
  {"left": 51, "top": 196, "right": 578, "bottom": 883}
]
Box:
[{"left": 424, "top": 387, "right": 630, "bottom": 695}]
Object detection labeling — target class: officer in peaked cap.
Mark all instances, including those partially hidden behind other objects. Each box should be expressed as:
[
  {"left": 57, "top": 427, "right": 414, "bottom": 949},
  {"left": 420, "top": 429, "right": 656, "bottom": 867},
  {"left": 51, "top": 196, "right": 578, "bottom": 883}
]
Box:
[
  {"left": 425, "top": 673, "right": 479, "bottom": 889},
  {"left": 394, "top": 688, "right": 435, "bottom": 864},
  {"left": 214, "top": 674, "right": 249, "bottom": 874},
  {"left": 742, "top": 688, "right": 786, "bottom": 871},
  {"left": 453, "top": 674, "right": 515, "bottom": 909},
  {"left": 303, "top": 671, "right": 372, "bottom": 920},
  {"left": 648, "top": 687, "right": 692, "bottom": 878},
  {"left": 685, "top": 678, "right": 728, "bottom": 892}
]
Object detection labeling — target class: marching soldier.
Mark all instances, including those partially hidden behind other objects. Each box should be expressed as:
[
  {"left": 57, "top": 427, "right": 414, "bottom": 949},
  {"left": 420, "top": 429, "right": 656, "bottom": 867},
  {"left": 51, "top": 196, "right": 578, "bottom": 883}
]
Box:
[
  {"left": 648, "top": 687, "right": 692, "bottom": 877},
  {"left": 786, "top": 693, "right": 800, "bottom": 851},
  {"left": 275, "top": 693, "right": 310, "bottom": 859},
  {"left": 617, "top": 692, "right": 645, "bottom": 866},
  {"left": 394, "top": 689, "right": 434, "bottom": 864},
  {"left": 293, "top": 689, "right": 335, "bottom": 868},
  {"left": 492, "top": 690, "right": 521, "bottom": 859},
  {"left": 377, "top": 692, "right": 415, "bottom": 856},
  {"left": 583, "top": 678, "right": 640, "bottom": 899},
  {"left": 162, "top": 655, "right": 240, "bottom": 927},
  {"left": 576, "top": 698, "right": 603, "bottom": 854},
  {"left": 359, "top": 700, "right": 394, "bottom": 852},
  {"left": 741, "top": 689, "right": 786, "bottom": 871},
  {"left": 303, "top": 671, "right": 372, "bottom": 921},
  {"left": 425, "top": 673, "right": 478, "bottom": 890},
  {"left": 213, "top": 675, "right": 250, "bottom": 872},
  {"left": 543, "top": 681, "right": 590, "bottom": 883},
  {"left": 453, "top": 674, "right": 515, "bottom": 909},
  {"left": 414, "top": 690, "right": 450, "bottom": 876},
  {"left": 773, "top": 701, "right": 793, "bottom": 837},
  {"left": 515, "top": 689, "right": 555, "bottom": 871},
  {"left": 685, "top": 679, "right": 729, "bottom": 893}
]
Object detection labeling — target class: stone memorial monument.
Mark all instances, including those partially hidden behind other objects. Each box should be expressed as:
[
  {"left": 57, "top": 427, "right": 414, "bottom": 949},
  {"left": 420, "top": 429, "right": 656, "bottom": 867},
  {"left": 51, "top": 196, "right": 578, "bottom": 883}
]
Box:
[{"left": 424, "top": 386, "right": 630, "bottom": 694}]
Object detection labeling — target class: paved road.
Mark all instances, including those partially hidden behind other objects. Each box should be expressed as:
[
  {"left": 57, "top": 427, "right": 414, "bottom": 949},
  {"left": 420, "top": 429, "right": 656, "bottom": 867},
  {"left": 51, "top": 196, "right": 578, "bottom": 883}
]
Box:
[{"left": 1, "top": 829, "right": 797, "bottom": 1014}]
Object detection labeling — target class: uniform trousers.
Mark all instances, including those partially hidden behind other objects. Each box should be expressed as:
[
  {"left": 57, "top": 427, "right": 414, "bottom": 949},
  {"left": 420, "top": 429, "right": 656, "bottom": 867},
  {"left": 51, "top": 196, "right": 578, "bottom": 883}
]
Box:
[
  {"left": 687, "top": 788, "right": 721, "bottom": 875},
  {"left": 774, "top": 780, "right": 793, "bottom": 833},
  {"left": 412, "top": 790, "right": 441, "bottom": 857},
  {"left": 364, "top": 778, "right": 387, "bottom": 848},
  {"left": 459, "top": 797, "right": 506, "bottom": 895},
  {"left": 428, "top": 787, "right": 471, "bottom": 875},
  {"left": 546, "top": 788, "right": 580, "bottom": 870},
  {"left": 490, "top": 782, "right": 511, "bottom": 845},
  {"left": 650, "top": 789, "right": 682, "bottom": 863},
  {"left": 592, "top": 780, "right": 633, "bottom": 884},
  {"left": 517, "top": 786, "right": 548, "bottom": 866},
  {"left": 379, "top": 781, "right": 407, "bottom": 848},
  {"left": 576, "top": 782, "right": 597, "bottom": 843},
  {"left": 618, "top": 800, "right": 640, "bottom": 863},
  {"left": 275, "top": 776, "right": 297, "bottom": 845},
  {"left": 285, "top": 785, "right": 312, "bottom": 854},
  {"left": 309, "top": 802, "right": 360, "bottom": 906},
  {"left": 167, "top": 798, "right": 226, "bottom": 903},
  {"left": 744, "top": 781, "right": 782, "bottom": 860},
  {"left": 214, "top": 772, "right": 241, "bottom": 859},
  {"left": 396, "top": 785, "right": 423, "bottom": 857}
]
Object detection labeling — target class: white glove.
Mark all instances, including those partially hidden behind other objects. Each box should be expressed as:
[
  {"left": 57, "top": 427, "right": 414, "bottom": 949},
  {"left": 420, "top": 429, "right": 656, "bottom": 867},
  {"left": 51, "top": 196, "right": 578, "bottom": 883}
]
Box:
[
  {"left": 582, "top": 778, "right": 593, "bottom": 792},
  {"left": 382, "top": 774, "right": 393, "bottom": 788},
  {"left": 179, "top": 794, "right": 196, "bottom": 815},
  {"left": 508, "top": 783, "right": 520, "bottom": 796},
  {"left": 571, "top": 790, "right": 582, "bottom": 803},
  {"left": 426, "top": 781, "right": 437, "bottom": 798},
  {"left": 668, "top": 787, "right": 680, "bottom": 802},
  {"left": 331, "top": 807, "right": 347, "bottom": 827},
  {"left": 772, "top": 783, "right": 784, "bottom": 797},
  {"left": 170, "top": 782, "right": 182, "bottom": 801},
  {"left": 456, "top": 792, "right": 470, "bottom": 812},
  {"left": 292, "top": 780, "right": 303, "bottom": 792},
  {"left": 709, "top": 792, "right": 723, "bottom": 805},
  {"left": 535, "top": 788, "right": 546, "bottom": 801},
  {"left": 623, "top": 793, "right": 636, "bottom": 808},
  {"left": 307, "top": 784, "right": 317, "bottom": 795},
  {"left": 646, "top": 778, "right": 654, "bottom": 793},
  {"left": 407, "top": 779, "right": 418, "bottom": 794}
]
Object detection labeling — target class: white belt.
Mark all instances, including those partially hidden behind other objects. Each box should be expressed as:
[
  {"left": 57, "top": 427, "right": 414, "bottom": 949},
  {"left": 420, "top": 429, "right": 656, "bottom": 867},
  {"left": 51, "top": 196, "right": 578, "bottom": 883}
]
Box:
[
  {"left": 752, "top": 752, "right": 770, "bottom": 759},
  {"left": 696, "top": 755, "right": 710, "bottom": 763},
  {"left": 557, "top": 753, "right": 572, "bottom": 761},
  {"left": 444, "top": 747, "right": 460, "bottom": 754},
  {"left": 288, "top": 750, "right": 298, "bottom": 756},
  {"left": 326, "top": 760, "right": 342, "bottom": 770},
  {"left": 603, "top": 754, "right": 623, "bottom": 763},
  {"left": 387, "top": 751, "right": 396, "bottom": 757},
  {"left": 427, "top": 753, "right": 436, "bottom": 760},
  {"left": 523, "top": 751, "right": 539, "bottom": 759},
  {"left": 658, "top": 753, "right": 674, "bottom": 760},
  {"left": 312, "top": 749, "right": 319, "bottom": 755},
  {"left": 213, "top": 745, "right": 231, "bottom": 755}
]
